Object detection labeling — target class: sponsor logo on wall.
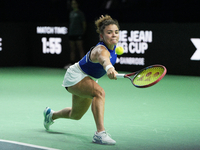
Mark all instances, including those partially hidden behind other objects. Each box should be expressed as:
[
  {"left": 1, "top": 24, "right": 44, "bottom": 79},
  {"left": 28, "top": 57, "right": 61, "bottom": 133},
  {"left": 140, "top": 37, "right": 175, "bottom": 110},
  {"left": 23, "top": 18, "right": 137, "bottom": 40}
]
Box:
[
  {"left": 36, "top": 26, "right": 68, "bottom": 54},
  {"left": 190, "top": 38, "right": 200, "bottom": 61},
  {"left": 117, "top": 30, "right": 152, "bottom": 66}
]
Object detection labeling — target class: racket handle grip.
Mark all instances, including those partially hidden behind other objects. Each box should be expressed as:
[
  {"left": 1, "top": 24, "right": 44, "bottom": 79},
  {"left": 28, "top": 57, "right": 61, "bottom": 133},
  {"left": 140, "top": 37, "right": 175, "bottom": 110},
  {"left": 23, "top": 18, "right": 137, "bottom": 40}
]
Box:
[{"left": 116, "top": 74, "right": 125, "bottom": 78}]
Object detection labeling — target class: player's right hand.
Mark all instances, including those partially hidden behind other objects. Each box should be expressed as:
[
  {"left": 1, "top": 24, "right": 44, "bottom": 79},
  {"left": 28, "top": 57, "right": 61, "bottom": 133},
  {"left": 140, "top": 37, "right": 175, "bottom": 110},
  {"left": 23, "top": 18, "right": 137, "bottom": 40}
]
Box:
[{"left": 107, "top": 68, "right": 118, "bottom": 80}]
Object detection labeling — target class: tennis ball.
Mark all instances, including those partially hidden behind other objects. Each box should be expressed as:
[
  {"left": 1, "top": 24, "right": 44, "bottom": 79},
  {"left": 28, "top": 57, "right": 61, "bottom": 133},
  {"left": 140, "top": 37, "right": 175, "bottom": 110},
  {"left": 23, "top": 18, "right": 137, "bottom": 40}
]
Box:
[{"left": 115, "top": 46, "right": 124, "bottom": 55}]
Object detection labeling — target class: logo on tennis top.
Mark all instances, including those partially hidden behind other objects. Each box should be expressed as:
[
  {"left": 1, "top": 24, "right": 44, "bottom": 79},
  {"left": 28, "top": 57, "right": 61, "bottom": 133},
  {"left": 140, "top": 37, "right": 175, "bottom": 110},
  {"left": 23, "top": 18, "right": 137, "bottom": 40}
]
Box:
[{"left": 191, "top": 38, "right": 200, "bottom": 60}]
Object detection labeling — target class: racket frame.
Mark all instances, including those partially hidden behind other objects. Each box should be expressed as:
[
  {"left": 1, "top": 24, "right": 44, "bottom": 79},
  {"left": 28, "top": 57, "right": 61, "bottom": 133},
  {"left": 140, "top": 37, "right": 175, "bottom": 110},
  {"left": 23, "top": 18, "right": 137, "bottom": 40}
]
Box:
[{"left": 116, "top": 65, "right": 167, "bottom": 88}]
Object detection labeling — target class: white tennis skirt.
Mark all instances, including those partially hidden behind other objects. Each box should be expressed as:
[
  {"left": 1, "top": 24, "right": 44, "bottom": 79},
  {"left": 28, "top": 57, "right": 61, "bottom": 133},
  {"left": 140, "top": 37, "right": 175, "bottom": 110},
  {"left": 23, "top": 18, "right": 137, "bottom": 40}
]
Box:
[{"left": 62, "top": 63, "right": 89, "bottom": 87}]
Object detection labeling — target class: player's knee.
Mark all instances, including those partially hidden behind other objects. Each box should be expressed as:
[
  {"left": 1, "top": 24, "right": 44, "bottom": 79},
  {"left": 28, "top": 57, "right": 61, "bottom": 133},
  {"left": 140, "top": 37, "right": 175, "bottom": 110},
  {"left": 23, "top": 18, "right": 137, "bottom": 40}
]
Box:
[{"left": 94, "top": 88, "right": 105, "bottom": 99}]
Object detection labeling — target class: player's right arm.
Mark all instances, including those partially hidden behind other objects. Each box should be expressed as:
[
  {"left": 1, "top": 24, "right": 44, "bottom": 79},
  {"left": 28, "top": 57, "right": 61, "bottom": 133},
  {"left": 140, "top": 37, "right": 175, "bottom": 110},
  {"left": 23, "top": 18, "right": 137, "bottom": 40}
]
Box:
[{"left": 90, "top": 45, "right": 118, "bottom": 79}]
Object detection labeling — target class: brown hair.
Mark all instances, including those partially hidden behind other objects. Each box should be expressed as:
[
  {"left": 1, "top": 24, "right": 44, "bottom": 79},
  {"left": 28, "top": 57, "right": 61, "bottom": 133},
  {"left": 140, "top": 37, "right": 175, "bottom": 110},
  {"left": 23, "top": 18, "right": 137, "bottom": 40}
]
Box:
[{"left": 95, "top": 15, "right": 120, "bottom": 34}]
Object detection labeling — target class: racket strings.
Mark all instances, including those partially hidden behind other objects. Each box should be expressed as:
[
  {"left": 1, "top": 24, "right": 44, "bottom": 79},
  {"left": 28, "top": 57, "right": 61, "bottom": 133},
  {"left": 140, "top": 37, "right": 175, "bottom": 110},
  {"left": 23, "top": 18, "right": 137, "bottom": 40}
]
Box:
[{"left": 133, "top": 67, "right": 165, "bottom": 86}]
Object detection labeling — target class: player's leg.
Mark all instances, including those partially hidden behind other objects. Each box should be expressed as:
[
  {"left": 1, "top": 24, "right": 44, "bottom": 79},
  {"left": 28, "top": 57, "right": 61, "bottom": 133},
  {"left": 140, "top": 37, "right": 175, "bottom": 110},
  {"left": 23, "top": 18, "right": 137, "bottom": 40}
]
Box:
[
  {"left": 45, "top": 76, "right": 115, "bottom": 144},
  {"left": 43, "top": 78, "right": 93, "bottom": 130},
  {"left": 66, "top": 77, "right": 115, "bottom": 144},
  {"left": 52, "top": 94, "right": 92, "bottom": 120},
  {"left": 66, "top": 76, "right": 105, "bottom": 132}
]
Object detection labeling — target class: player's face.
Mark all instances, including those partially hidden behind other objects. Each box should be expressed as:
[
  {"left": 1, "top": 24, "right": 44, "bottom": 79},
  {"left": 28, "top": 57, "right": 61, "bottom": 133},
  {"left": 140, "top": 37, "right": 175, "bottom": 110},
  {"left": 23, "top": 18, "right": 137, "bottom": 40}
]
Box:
[{"left": 101, "top": 24, "right": 119, "bottom": 49}]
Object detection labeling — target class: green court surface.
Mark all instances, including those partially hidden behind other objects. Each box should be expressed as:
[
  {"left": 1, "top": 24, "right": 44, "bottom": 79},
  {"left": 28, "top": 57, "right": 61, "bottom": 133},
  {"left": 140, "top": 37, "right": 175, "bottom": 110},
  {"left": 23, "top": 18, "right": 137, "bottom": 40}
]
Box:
[{"left": 0, "top": 67, "right": 200, "bottom": 150}]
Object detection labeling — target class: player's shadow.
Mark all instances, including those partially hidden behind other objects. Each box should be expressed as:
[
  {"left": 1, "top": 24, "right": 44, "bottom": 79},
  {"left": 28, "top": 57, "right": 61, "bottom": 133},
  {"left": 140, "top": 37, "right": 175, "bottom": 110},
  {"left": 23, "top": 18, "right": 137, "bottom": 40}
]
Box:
[
  {"left": 45, "top": 130, "right": 65, "bottom": 135},
  {"left": 38, "top": 129, "right": 91, "bottom": 143}
]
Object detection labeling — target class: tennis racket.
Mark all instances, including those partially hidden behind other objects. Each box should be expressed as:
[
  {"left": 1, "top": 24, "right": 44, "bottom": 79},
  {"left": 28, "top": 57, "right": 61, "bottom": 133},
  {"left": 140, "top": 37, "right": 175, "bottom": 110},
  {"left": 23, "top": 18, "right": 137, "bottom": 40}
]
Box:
[{"left": 116, "top": 65, "right": 167, "bottom": 88}]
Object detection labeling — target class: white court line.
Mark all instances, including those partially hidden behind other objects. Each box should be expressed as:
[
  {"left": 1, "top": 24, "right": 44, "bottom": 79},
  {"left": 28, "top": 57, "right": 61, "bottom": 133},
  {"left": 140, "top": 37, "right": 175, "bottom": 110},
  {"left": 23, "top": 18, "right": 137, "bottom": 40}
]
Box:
[{"left": 0, "top": 139, "right": 59, "bottom": 150}]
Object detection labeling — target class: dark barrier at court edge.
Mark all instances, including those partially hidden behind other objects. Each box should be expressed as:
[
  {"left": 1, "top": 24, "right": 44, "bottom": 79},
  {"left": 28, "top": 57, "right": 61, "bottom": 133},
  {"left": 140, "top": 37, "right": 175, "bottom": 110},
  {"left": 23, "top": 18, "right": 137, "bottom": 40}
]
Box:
[
  {"left": 0, "top": 23, "right": 30, "bottom": 66},
  {"left": 0, "top": 23, "right": 199, "bottom": 76}
]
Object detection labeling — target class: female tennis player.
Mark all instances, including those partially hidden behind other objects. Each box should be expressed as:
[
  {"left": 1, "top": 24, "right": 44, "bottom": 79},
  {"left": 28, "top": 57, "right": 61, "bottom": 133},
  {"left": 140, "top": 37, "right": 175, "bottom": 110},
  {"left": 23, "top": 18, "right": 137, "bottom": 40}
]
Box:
[{"left": 44, "top": 15, "right": 119, "bottom": 145}]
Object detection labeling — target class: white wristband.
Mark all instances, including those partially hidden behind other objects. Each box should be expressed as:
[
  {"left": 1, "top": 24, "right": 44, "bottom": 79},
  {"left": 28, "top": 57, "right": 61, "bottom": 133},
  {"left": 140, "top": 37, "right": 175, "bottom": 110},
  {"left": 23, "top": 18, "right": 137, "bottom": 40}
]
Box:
[{"left": 105, "top": 65, "right": 114, "bottom": 72}]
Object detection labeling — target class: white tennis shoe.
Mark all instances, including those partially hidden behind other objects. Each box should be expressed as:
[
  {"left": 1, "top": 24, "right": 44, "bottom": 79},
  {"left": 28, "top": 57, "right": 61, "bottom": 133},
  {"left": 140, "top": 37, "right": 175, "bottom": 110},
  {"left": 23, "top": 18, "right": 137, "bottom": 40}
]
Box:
[
  {"left": 43, "top": 107, "right": 54, "bottom": 130},
  {"left": 92, "top": 131, "right": 116, "bottom": 145}
]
